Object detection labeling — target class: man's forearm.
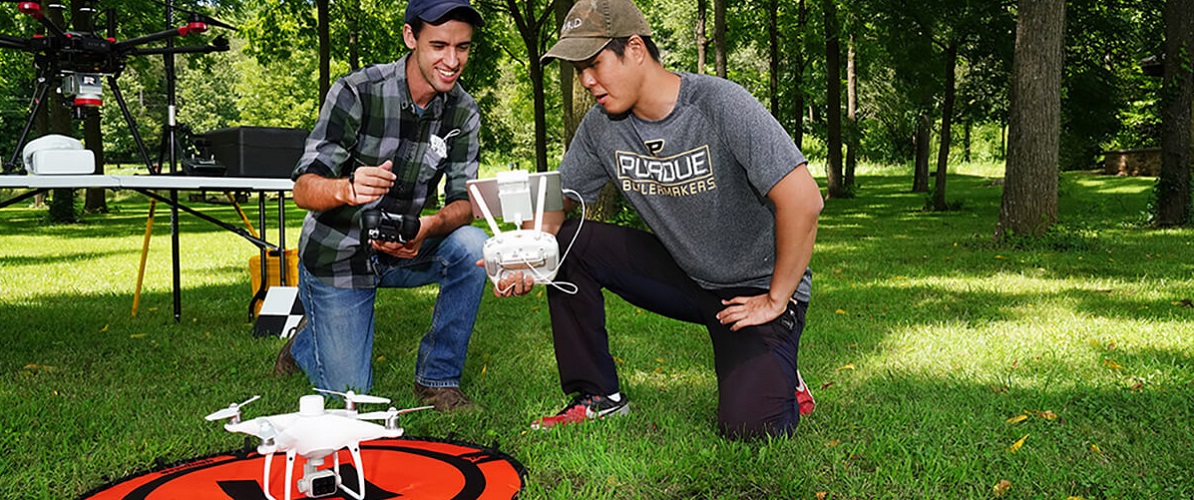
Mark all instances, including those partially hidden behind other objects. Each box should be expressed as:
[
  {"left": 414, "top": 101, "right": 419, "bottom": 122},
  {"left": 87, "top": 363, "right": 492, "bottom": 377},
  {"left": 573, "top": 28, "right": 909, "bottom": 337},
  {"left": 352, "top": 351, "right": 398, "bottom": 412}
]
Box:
[
  {"left": 293, "top": 173, "right": 351, "bottom": 211},
  {"left": 768, "top": 164, "right": 823, "bottom": 303},
  {"left": 422, "top": 199, "right": 475, "bottom": 238}
]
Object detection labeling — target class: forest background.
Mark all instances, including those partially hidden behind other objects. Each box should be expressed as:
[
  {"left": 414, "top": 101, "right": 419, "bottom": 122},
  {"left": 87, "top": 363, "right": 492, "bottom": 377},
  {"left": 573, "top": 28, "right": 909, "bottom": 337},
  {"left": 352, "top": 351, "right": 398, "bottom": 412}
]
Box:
[{"left": 0, "top": 0, "right": 1185, "bottom": 234}]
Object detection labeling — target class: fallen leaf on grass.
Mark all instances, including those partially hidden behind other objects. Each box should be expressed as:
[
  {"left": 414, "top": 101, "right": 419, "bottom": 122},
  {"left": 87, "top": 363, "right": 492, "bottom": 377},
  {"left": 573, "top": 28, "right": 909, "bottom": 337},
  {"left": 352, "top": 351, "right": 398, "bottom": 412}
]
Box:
[
  {"left": 992, "top": 479, "right": 1011, "bottom": 497},
  {"left": 1008, "top": 433, "right": 1029, "bottom": 453},
  {"left": 1130, "top": 381, "right": 1144, "bottom": 391},
  {"left": 1103, "top": 359, "right": 1123, "bottom": 370},
  {"left": 99, "top": 324, "right": 109, "bottom": 333},
  {"left": 995, "top": 255, "right": 1006, "bottom": 260},
  {"left": 1090, "top": 444, "right": 1102, "bottom": 455},
  {"left": 816, "top": 492, "right": 829, "bottom": 500},
  {"left": 824, "top": 439, "right": 840, "bottom": 447},
  {"left": 820, "top": 381, "right": 836, "bottom": 390},
  {"left": 130, "top": 333, "right": 147, "bottom": 339},
  {"left": 1006, "top": 414, "right": 1029, "bottom": 424},
  {"left": 836, "top": 364, "right": 855, "bottom": 371},
  {"left": 835, "top": 309, "right": 848, "bottom": 315},
  {"left": 1035, "top": 410, "right": 1058, "bottom": 420}
]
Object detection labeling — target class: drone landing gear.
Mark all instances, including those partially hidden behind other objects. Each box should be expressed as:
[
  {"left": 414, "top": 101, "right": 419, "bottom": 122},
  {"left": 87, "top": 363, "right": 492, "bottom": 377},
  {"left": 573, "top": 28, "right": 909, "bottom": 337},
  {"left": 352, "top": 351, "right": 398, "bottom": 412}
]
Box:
[{"left": 264, "top": 447, "right": 369, "bottom": 500}]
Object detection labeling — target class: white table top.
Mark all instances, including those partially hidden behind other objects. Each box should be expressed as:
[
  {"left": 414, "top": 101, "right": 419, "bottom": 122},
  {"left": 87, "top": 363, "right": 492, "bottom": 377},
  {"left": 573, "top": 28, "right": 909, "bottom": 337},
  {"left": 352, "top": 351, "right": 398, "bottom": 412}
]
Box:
[{"left": 0, "top": 174, "right": 294, "bottom": 191}]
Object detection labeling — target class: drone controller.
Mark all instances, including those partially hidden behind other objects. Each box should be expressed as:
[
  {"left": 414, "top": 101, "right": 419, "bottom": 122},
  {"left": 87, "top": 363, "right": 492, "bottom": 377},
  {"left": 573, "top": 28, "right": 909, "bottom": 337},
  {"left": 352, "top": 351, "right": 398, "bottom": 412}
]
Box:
[
  {"left": 469, "top": 171, "right": 562, "bottom": 287},
  {"left": 483, "top": 229, "right": 560, "bottom": 285},
  {"left": 360, "top": 208, "right": 420, "bottom": 244}
]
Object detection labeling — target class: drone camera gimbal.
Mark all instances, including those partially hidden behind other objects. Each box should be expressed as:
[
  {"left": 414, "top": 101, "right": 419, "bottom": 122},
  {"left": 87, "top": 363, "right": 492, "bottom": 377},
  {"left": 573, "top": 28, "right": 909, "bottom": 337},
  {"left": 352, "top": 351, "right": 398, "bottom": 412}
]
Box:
[{"left": 1, "top": 0, "right": 235, "bottom": 175}]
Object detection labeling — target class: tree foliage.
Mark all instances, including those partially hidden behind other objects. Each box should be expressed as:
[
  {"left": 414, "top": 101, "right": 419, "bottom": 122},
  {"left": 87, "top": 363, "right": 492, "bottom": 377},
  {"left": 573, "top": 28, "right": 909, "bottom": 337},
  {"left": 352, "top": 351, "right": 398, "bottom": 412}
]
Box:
[{"left": 0, "top": 0, "right": 1181, "bottom": 233}]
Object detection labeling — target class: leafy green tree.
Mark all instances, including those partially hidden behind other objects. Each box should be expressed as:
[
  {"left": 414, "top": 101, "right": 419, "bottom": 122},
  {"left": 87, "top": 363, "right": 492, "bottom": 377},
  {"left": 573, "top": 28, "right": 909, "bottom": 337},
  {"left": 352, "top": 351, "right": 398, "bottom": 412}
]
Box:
[{"left": 480, "top": 0, "right": 558, "bottom": 173}]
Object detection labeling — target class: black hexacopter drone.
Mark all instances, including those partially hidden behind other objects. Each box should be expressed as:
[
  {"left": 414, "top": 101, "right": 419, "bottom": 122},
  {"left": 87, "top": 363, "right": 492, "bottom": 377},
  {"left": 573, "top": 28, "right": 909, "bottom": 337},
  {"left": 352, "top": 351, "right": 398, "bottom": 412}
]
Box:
[{"left": 0, "top": 0, "right": 232, "bottom": 174}]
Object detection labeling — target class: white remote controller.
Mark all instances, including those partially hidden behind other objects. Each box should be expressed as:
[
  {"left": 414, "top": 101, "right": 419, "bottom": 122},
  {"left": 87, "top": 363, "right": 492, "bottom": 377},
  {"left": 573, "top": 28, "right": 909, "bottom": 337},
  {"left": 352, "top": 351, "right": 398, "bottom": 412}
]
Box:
[
  {"left": 482, "top": 230, "right": 560, "bottom": 285},
  {"left": 470, "top": 172, "right": 561, "bottom": 287}
]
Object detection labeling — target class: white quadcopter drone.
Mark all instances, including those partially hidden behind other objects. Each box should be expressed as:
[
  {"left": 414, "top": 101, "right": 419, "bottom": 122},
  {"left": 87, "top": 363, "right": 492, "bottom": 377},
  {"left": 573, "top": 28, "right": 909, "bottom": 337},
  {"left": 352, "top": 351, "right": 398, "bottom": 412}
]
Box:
[{"left": 205, "top": 389, "right": 432, "bottom": 500}]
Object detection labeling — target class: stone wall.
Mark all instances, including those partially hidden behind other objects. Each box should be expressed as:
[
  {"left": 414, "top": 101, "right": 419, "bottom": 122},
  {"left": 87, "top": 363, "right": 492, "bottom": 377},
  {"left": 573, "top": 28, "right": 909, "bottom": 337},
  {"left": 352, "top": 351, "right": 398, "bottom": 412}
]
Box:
[{"left": 1101, "top": 148, "right": 1162, "bottom": 176}]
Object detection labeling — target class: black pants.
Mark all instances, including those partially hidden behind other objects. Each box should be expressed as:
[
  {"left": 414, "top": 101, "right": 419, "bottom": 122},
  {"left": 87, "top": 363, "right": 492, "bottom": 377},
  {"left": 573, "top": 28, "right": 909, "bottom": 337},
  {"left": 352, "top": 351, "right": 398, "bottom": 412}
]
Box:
[{"left": 548, "top": 219, "right": 806, "bottom": 439}]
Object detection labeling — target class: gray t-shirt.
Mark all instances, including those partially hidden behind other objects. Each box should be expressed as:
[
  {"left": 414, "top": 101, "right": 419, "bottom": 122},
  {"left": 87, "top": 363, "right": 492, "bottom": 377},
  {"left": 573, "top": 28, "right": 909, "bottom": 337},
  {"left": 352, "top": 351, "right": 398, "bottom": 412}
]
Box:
[{"left": 560, "top": 72, "right": 813, "bottom": 301}]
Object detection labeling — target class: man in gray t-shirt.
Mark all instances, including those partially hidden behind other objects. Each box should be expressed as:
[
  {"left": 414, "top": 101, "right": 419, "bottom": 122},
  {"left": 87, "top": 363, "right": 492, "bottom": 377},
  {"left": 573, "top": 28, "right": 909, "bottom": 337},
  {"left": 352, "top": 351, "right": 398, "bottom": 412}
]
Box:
[{"left": 497, "top": 0, "right": 823, "bottom": 439}]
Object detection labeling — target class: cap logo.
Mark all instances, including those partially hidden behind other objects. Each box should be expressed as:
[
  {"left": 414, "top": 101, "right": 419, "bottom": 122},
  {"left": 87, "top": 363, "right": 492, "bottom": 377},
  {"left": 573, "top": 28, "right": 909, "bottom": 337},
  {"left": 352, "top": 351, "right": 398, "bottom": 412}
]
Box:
[{"left": 562, "top": 17, "right": 583, "bottom": 33}]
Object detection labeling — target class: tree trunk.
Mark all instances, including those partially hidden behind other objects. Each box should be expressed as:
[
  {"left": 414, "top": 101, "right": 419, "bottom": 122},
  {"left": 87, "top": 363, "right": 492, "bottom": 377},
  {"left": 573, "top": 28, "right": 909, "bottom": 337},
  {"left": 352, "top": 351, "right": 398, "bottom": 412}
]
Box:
[
  {"left": 1155, "top": 0, "right": 1193, "bottom": 226},
  {"left": 823, "top": 0, "right": 844, "bottom": 198},
  {"left": 347, "top": 0, "right": 361, "bottom": 71},
  {"left": 46, "top": 3, "right": 77, "bottom": 223},
  {"left": 845, "top": 33, "right": 858, "bottom": 188},
  {"left": 530, "top": 55, "right": 548, "bottom": 173},
  {"left": 714, "top": 0, "right": 727, "bottom": 78},
  {"left": 768, "top": 0, "right": 780, "bottom": 119},
  {"left": 510, "top": 0, "right": 551, "bottom": 173},
  {"left": 790, "top": 0, "right": 807, "bottom": 149},
  {"left": 696, "top": 0, "right": 708, "bottom": 74},
  {"left": 74, "top": 1, "right": 106, "bottom": 213},
  {"left": 963, "top": 120, "right": 972, "bottom": 162},
  {"left": 913, "top": 111, "right": 930, "bottom": 193},
  {"left": 933, "top": 40, "right": 958, "bottom": 211},
  {"left": 318, "top": 0, "right": 331, "bottom": 102},
  {"left": 996, "top": 0, "right": 1065, "bottom": 239},
  {"left": 557, "top": 0, "right": 574, "bottom": 145}
]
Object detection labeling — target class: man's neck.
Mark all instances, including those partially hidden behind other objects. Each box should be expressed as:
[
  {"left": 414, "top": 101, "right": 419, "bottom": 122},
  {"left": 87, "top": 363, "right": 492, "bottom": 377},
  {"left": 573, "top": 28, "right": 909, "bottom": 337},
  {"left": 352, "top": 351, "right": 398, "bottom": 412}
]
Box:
[{"left": 631, "top": 67, "right": 682, "bottom": 122}]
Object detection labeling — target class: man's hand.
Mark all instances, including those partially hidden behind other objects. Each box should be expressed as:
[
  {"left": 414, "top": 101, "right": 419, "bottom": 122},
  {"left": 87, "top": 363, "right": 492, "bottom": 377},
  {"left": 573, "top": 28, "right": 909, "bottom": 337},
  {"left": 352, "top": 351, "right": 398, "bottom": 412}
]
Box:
[
  {"left": 716, "top": 293, "right": 788, "bottom": 332},
  {"left": 373, "top": 214, "right": 428, "bottom": 259},
  {"left": 478, "top": 262, "right": 535, "bottom": 297},
  {"left": 346, "top": 160, "right": 396, "bottom": 206}
]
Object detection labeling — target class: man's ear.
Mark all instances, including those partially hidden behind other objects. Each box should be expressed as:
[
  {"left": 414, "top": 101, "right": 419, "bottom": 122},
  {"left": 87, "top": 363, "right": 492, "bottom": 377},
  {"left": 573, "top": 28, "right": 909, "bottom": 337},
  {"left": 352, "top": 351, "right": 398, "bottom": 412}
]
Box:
[
  {"left": 627, "top": 35, "right": 646, "bottom": 65},
  {"left": 403, "top": 24, "right": 417, "bottom": 50}
]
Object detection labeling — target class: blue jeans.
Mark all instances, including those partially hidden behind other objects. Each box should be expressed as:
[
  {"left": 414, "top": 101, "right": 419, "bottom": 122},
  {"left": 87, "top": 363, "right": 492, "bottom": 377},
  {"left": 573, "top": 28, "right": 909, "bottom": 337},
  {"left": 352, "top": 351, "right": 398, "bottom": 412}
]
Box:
[{"left": 290, "top": 225, "right": 487, "bottom": 393}]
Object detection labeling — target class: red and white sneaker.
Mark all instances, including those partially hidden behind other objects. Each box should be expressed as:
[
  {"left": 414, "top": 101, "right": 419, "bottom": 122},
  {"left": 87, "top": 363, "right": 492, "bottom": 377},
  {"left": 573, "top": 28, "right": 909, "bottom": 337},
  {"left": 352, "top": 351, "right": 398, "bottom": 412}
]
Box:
[
  {"left": 531, "top": 393, "right": 629, "bottom": 430},
  {"left": 795, "top": 370, "right": 816, "bottom": 416}
]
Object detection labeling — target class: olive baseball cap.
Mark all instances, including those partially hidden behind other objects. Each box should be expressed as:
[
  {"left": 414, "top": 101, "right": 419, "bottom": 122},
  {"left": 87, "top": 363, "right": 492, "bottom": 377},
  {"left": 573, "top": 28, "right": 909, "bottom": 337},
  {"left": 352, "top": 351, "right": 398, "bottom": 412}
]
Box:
[{"left": 542, "top": 0, "right": 652, "bottom": 63}]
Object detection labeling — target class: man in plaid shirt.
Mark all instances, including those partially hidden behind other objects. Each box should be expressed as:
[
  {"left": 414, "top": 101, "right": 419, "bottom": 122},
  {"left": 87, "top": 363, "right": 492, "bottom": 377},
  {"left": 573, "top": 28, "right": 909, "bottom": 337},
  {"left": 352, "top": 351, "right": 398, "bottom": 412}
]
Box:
[{"left": 276, "top": 0, "right": 487, "bottom": 412}]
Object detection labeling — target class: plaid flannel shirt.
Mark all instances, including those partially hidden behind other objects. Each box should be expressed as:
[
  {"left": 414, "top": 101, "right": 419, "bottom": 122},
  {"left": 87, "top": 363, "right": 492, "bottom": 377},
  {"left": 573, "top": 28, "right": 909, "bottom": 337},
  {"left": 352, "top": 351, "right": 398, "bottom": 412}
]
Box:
[{"left": 293, "top": 55, "right": 481, "bottom": 288}]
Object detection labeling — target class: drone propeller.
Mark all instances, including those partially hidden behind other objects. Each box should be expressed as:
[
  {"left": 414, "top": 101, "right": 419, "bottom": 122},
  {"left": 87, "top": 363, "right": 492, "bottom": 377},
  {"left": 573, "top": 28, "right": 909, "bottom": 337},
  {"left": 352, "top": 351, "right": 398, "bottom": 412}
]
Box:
[
  {"left": 313, "top": 388, "right": 391, "bottom": 405},
  {"left": 204, "top": 395, "right": 260, "bottom": 421},
  {"left": 356, "top": 405, "right": 435, "bottom": 421},
  {"left": 148, "top": 0, "right": 236, "bottom": 31}
]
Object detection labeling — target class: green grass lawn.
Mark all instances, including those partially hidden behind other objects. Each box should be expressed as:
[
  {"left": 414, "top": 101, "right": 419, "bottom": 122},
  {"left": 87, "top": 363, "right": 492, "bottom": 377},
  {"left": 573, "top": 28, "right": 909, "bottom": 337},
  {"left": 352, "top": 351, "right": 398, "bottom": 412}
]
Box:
[{"left": 2, "top": 164, "right": 1192, "bottom": 498}]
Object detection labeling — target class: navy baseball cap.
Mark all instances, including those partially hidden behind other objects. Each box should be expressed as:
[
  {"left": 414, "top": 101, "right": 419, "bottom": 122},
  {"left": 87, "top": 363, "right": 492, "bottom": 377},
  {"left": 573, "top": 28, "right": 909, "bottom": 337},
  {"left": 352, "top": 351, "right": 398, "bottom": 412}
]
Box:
[{"left": 405, "top": 0, "right": 485, "bottom": 27}]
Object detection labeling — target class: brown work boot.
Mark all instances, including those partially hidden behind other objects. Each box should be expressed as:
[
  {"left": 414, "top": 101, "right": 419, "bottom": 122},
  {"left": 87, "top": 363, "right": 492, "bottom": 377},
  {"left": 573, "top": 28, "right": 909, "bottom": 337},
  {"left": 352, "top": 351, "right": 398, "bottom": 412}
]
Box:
[
  {"left": 273, "top": 331, "right": 300, "bottom": 376},
  {"left": 414, "top": 383, "right": 476, "bottom": 412}
]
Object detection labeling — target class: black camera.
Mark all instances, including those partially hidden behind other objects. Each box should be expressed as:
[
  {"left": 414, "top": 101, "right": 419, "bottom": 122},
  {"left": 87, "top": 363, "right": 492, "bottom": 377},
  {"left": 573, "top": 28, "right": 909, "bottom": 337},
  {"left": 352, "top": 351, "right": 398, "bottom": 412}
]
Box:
[
  {"left": 298, "top": 468, "right": 338, "bottom": 497},
  {"left": 360, "top": 208, "right": 420, "bottom": 244}
]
